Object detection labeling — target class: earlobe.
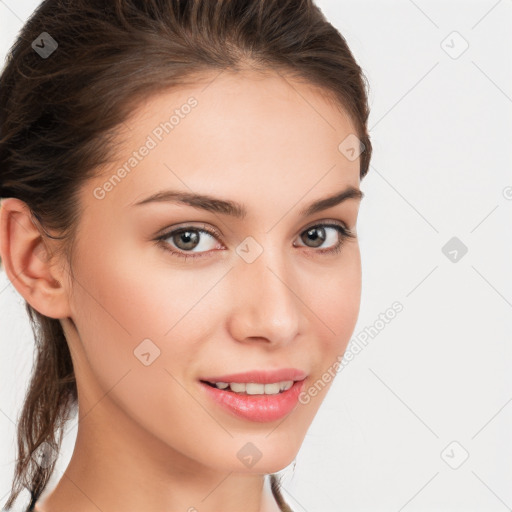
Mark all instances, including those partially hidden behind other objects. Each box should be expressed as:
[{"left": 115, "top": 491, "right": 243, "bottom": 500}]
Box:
[{"left": 0, "top": 198, "right": 71, "bottom": 319}]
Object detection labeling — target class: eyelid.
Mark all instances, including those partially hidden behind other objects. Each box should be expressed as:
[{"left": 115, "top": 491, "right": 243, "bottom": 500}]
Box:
[
  {"left": 155, "top": 222, "right": 222, "bottom": 240},
  {"left": 301, "top": 218, "right": 352, "bottom": 234}
]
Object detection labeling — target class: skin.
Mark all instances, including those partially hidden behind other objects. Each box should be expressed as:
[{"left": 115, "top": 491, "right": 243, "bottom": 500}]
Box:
[{"left": 0, "top": 68, "right": 363, "bottom": 512}]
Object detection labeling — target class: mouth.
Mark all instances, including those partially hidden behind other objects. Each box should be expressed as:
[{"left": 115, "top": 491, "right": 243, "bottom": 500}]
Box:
[{"left": 198, "top": 369, "right": 308, "bottom": 423}]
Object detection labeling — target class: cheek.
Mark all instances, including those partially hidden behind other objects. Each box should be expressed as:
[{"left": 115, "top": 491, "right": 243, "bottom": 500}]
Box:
[
  {"left": 67, "top": 250, "right": 219, "bottom": 436},
  {"left": 306, "top": 249, "right": 362, "bottom": 350},
  {"left": 292, "top": 255, "right": 361, "bottom": 415},
  {"left": 76, "top": 242, "right": 218, "bottom": 334},
  {"left": 68, "top": 247, "right": 227, "bottom": 383}
]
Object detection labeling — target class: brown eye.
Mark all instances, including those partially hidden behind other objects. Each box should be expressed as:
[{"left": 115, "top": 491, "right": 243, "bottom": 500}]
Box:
[
  {"left": 295, "top": 223, "right": 352, "bottom": 252},
  {"left": 155, "top": 221, "right": 354, "bottom": 262},
  {"left": 300, "top": 226, "right": 327, "bottom": 248},
  {"left": 293, "top": 222, "right": 356, "bottom": 255},
  {"left": 156, "top": 224, "right": 223, "bottom": 260},
  {"left": 172, "top": 229, "right": 202, "bottom": 251}
]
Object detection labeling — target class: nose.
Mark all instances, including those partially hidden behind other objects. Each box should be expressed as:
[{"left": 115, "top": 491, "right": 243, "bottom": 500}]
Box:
[{"left": 226, "top": 245, "right": 302, "bottom": 347}]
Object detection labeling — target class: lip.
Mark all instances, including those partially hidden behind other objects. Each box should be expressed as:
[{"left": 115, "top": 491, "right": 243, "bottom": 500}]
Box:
[
  {"left": 200, "top": 368, "right": 308, "bottom": 384},
  {"left": 199, "top": 378, "right": 307, "bottom": 423}
]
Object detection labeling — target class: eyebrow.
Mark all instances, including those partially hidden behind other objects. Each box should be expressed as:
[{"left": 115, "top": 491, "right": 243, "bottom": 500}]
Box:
[{"left": 132, "top": 186, "right": 363, "bottom": 218}]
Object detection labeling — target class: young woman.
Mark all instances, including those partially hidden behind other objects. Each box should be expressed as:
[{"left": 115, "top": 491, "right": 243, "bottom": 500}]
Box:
[{"left": 0, "top": 1, "right": 372, "bottom": 511}]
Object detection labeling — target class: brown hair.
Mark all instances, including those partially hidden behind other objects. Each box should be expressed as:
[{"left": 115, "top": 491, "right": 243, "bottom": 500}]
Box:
[{"left": 0, "top": 0, "right": 372, "bottom": 510}]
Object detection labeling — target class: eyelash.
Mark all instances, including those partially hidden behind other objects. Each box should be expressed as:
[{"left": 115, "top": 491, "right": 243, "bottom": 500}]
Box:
[{"left": 154, "top": 221, "right": 356, "bottom": 261}]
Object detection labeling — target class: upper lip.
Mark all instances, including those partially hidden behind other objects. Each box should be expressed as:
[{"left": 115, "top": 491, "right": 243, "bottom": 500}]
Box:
[{"left": 200, "top": 368, "right": 307, "bottom": 384}]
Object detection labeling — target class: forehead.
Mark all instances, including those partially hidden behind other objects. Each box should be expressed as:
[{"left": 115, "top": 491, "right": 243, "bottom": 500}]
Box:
[{"left": 85, "top": 69, "right": 360, "bottom": 211}]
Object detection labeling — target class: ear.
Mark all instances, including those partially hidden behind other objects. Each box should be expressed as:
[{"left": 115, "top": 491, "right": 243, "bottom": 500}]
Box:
[{"left": 0, "top": 198, "right": 72, "bottom": 319}]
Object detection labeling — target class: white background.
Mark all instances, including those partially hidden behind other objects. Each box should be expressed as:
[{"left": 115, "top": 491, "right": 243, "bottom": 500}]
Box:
[{"left": 1, "top": 1, "right": 511, "bottom": 511}]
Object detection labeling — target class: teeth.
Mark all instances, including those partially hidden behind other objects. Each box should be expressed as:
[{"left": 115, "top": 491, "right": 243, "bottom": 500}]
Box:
[
  {"left": 230, "top": 382, "right": 249, "bottom": 393},
  {"left": 211, "top": 380, "right": 294, "bottom": 395}
]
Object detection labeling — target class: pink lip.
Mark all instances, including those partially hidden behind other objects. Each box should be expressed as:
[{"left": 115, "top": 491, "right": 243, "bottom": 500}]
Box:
[
  {"left": 200, "top": 368, "right": 307, "bottom": 384},
  {"left": 199, "top": 378, "right": 307, "bottom": 423}
]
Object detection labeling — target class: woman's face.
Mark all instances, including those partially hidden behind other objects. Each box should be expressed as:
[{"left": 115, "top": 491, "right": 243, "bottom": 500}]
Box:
[{"left": 61, "top": 69, "right": 363, "bottom": 475}]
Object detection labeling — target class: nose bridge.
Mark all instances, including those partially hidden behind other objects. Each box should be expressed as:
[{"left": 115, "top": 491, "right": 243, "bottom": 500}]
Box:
[{"left": 228, "top": 239, "right": 301, "bottom": 344}]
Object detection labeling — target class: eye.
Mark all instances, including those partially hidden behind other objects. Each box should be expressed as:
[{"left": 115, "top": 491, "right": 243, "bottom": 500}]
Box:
[
  {"left": 154, "top": 221, "right": 355, "bottom": 261},
  {"left": 293, "top": 222, "right": 355, "bottom": 255},
  {"left": 155, "top": 223, "right": 222, "bottom": 261}
]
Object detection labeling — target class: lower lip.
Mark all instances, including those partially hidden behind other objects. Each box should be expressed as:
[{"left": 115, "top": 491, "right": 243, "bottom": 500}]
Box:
[{"left": 199, "top": 380, "right": 306, "bottom": 423}]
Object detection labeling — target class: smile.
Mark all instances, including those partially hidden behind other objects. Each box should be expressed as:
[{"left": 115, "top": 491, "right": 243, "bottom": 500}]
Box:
[{"left": 201, "top": 380, "right": 294, "bottom": 395}]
